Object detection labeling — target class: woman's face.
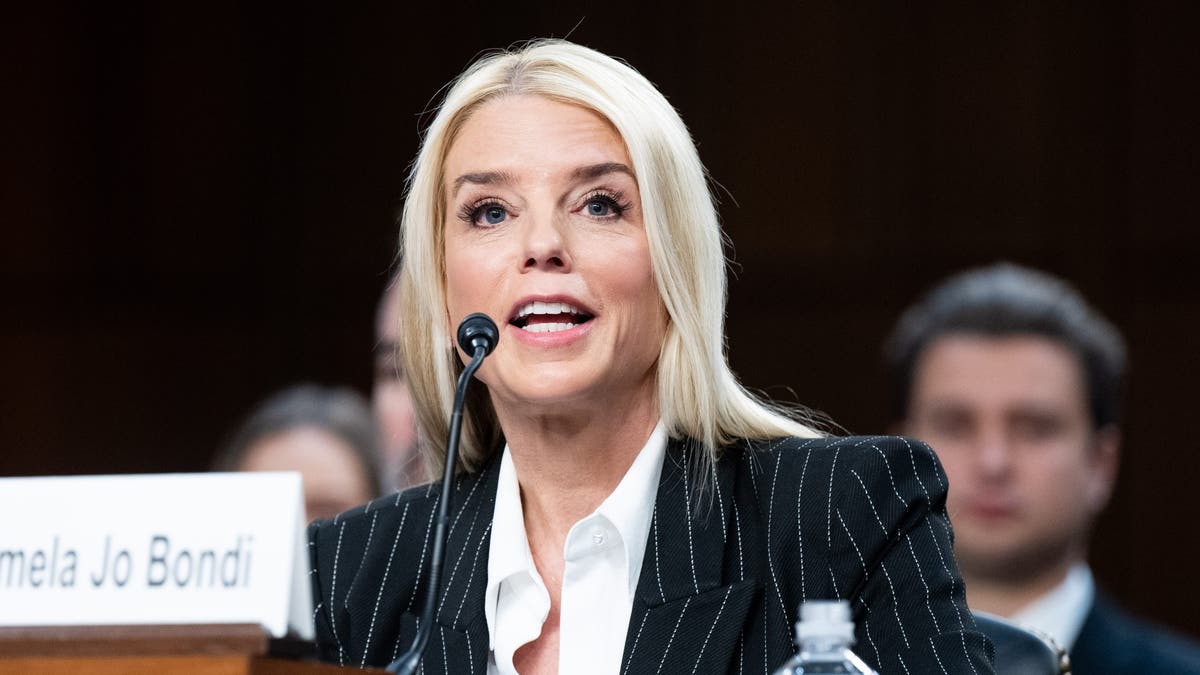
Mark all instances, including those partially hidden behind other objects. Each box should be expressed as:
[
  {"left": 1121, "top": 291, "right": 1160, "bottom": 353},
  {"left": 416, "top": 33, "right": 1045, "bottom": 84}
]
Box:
[{"left": 442, "top": 95, "right": 667, "bottom": 414}]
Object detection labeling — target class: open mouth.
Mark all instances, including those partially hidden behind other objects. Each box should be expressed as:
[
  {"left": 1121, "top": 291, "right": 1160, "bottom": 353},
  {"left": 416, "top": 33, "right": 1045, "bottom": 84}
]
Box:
[{"left": 509, "top": 301, "right": 595, "bottom": 333}]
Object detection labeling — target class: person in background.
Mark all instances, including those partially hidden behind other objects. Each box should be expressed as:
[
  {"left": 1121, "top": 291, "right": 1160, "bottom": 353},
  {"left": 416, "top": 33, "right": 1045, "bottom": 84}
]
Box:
[
  {"left": 373, "top": 274, "right": 422, "bottom": 491},
  {"left": 886, "top": 262, "right": 1200, "bottom": 673},
  {"left": 214, "top": 384, "right": 383, "bottom": 521}
]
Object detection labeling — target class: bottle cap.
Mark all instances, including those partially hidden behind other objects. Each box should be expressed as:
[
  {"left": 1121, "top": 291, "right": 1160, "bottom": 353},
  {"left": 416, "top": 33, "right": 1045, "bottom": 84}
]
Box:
[{"left": 795, "top": 600, "right": 856, "bottom": 644}]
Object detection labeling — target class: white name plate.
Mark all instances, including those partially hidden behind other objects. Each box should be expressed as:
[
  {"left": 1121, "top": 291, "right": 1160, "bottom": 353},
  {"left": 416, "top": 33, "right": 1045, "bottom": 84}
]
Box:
[{"left": 0, "top": 472, "right": 313, "bottom": 639}]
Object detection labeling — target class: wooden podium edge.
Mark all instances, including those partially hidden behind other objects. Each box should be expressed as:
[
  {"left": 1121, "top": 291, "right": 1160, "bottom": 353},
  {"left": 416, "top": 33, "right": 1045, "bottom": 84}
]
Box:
[
  {"left": 0, "top": 623, "right": 269, "bottom": 657},
  {"left": 0, "top": 625, "right": 389, "bottom": 673},
  {"left": 0, "top": 655, "right": 363, "bottom": 675}
]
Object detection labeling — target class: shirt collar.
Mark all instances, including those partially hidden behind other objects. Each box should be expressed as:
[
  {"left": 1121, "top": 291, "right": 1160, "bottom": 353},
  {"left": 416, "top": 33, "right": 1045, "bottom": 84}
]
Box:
[
  {"left": 1011, "top": 563, "right": 1095, "bottom": 650},
  {"left": 590, "top": 420, "right": 667, "bottom": 597},
  {"left": 484, "top": 448, "right": 540, "bottom": 649},
  {"left": 482, "top": 420, "right": 668, "bottom": 646}
]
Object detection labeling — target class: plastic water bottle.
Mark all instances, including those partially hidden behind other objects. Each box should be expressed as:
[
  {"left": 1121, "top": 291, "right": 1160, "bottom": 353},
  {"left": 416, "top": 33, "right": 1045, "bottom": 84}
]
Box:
[{"left": 772, "top": 600, "right": 878, "bottom": 675}]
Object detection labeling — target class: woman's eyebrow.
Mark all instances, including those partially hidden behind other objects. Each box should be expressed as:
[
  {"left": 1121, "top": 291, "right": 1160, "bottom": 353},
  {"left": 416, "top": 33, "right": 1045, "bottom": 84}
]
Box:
[
  {"left": 451, "top": 170, "right": 517, "bottom": 197},
  {"left": 451, "top": 163, "right": 634, "bottom": 197},
  {"left": 571, "top": 162, "right": 635, "bottom": 182}
]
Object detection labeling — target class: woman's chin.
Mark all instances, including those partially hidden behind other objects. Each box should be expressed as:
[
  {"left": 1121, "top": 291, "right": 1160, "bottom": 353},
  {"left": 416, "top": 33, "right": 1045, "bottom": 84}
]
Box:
[
  {"left": 485, "top": 365, "right": 622, "bottom": 412},
  {"left": 500, "top": 379, "right": 597, "bottom": 409}
]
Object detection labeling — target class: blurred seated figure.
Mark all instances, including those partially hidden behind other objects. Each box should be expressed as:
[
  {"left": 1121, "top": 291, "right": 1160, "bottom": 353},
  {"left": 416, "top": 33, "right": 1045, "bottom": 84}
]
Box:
[
  {"left": 973, "top": 611, "right": 1069, "bottom": 675},
  {"left": 214, "top": 384, "right": 383, "bottom": 521},
  {"left": 373, "top": 274, "right": 422, "bottom": 491},
  {"left": 886, "top": 263, "right": 1200, "bottom": 673}
]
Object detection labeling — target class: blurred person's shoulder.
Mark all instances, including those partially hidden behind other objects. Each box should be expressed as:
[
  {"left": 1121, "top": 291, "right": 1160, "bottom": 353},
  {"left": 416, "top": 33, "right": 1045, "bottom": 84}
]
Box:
[{"left": 1074, "top": 593, "right": 1200, "bottom": 674}]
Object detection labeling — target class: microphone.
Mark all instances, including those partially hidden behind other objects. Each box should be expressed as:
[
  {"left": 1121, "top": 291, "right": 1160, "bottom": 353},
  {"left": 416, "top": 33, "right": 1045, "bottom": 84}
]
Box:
[
  {"left": 388, "top": 312, "right": 499, "bottom": 674},
  {"left": 457, "top": 312, "right": 500, "bottom": 358}
]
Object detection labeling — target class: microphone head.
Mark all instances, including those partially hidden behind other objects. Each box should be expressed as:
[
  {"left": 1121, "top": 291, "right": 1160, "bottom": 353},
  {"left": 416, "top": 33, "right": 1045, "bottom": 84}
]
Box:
[{"left": 456, "top": 312, "right": 500, "bottom": 357}]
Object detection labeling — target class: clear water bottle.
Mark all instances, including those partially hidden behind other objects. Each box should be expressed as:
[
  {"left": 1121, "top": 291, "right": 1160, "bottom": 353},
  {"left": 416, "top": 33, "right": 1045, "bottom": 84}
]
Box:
[{"left": 772, "top": 600, "right": 878, "bottom": 675}]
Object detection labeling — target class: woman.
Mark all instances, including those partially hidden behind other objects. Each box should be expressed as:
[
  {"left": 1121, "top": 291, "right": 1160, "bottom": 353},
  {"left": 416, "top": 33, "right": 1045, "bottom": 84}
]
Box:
[
  {"left": 215, "top": 383, "right": 382, "bottom": 520},
  {"left": 309, "top": 40, "right": 993, "bottom": 674}
]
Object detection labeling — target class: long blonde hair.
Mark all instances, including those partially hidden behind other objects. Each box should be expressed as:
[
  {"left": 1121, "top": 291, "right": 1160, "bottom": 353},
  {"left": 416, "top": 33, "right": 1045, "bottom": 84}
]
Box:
[{"left": 396, "top": 40, "right": 822, "bottom": 485}]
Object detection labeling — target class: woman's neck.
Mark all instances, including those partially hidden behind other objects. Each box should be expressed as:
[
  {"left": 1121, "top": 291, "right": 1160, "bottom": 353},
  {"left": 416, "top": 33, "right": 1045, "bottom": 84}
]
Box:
[{"left": 493, "top": 385, "right": 660, "bottom": 540}]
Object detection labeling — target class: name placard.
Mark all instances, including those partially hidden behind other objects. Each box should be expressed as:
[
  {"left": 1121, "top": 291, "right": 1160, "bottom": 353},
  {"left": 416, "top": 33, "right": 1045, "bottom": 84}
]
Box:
[{"left": 0, "top": 472, "right": 313, "bottom": 638}]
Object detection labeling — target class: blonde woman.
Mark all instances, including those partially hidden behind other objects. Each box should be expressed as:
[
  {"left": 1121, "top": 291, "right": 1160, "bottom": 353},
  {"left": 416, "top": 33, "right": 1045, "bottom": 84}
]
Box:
[{"left": 309, "top": 40, "right": 993, "bottom": 674}]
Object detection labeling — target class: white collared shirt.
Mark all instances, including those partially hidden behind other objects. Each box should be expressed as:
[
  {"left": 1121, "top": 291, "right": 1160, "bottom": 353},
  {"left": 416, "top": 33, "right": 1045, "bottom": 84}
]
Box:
[
  {"left": 484, "top": 421, "right": 667, "bottom": 675},
  {"left": 1011, "top": 563, "right": 1095, "bottom": 650}
]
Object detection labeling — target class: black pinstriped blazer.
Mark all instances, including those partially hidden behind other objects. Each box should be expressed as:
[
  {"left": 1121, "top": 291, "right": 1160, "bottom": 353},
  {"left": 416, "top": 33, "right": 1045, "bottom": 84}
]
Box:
[{"left": 308, "top": 436, "right": 995, "bottom": 673}]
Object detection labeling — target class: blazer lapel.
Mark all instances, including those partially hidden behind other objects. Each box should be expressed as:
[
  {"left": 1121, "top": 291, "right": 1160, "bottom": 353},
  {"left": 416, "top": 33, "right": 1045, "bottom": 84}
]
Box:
[
  {"left": 621, "top": 439, "right": 758, "bottom": 674},
  {"left": 428, "top": 459, "right": 496, "bottom": 675},
  {"left": 366, "top": 459, "right": 499, "bottom": 672},
  {"left": 391, "top": 611, "right": 491, "bottom": 675}
]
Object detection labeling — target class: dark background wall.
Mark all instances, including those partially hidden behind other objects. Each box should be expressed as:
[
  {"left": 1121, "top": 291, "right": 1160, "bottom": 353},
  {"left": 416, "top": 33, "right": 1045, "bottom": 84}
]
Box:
[{"left": 3, "top": 2, "right": 1197, "bottom": 638}]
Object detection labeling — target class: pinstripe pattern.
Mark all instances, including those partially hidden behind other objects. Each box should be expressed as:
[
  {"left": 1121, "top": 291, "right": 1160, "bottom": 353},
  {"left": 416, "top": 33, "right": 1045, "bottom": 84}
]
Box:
[{"left": 308, "top": 436, "right": 994, "bottom": 673}]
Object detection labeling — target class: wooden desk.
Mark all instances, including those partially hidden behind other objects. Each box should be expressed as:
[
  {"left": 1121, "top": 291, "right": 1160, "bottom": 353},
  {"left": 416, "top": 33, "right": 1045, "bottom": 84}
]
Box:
[{"left": 0, "top": 624, "right": 383, "bottom": 674}]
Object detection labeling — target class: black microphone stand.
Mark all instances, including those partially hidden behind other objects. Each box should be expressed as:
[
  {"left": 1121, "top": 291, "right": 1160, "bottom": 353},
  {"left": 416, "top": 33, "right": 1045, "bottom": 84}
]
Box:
[{"left": 388, "top": 313, "right": 498, "bottom": 675}]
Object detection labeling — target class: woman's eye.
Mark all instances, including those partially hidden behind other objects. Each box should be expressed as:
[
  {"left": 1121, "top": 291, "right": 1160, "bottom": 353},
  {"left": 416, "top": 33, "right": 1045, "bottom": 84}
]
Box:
[
  {"left": 584, "top": 195, "right": 625, "bottom": 218},
  {"left": 469, "top": 204, "right": 507, "bottom": 226},
  {"left": 586, "top": 200, "right": 612, "bottom": 217}
]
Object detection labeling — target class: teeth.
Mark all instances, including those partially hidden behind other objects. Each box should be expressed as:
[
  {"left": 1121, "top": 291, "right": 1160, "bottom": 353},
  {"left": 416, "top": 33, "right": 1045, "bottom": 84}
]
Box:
[
  {"left": 516, "top": 301, "right": 581, "bottom": 318},
  {"left": 521, "top": 322, "right": 575, "bottom": 333}
]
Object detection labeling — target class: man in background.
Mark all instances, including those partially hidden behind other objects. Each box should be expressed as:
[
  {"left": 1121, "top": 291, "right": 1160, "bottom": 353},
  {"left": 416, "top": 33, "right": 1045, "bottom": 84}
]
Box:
[
  {"left": 373, "top": 274, "right": 422, "bottom": 491},
  {"left": 885, "top": 263, "right": 1200, "bottom": 672}
]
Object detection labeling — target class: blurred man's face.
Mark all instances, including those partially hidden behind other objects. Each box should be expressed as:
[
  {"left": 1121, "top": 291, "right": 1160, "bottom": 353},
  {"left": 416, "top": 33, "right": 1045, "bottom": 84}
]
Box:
[{"left": 903, "top": 334, "right": 1118, "bottom": 582}]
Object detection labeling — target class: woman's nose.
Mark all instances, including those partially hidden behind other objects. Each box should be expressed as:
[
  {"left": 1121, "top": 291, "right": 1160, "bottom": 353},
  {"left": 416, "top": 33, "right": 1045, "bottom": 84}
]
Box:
[{"left": 520, "top": 211, "right": 571, "bottom": 272}]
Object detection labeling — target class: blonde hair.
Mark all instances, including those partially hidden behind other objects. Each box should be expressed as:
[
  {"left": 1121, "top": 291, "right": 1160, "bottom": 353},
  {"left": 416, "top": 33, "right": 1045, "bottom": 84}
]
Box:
[{"left": 397, "top": 39, "right": 822, "bottom": 485}]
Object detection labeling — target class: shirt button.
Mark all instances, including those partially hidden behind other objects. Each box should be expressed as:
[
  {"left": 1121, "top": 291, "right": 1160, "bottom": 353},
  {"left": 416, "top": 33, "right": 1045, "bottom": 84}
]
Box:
[{"left": 592, "top": 531, "right": 606, "bottom": 546}]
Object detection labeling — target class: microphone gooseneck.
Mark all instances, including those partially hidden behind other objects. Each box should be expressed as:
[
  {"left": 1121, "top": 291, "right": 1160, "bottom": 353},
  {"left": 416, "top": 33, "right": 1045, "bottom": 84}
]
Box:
[{"left": 388, "top": 312, "right": 499, "bottom": 675}]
